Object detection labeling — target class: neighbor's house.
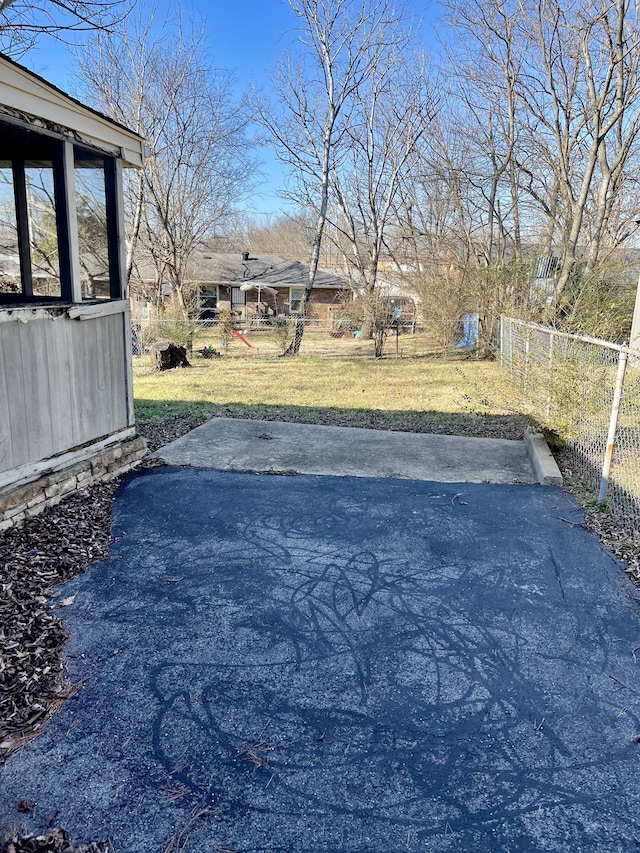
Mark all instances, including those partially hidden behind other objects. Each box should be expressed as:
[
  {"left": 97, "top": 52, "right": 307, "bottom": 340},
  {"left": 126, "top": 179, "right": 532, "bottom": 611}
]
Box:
[
  {"left": 0, "top": 55, "right": 147, "bottom": 530},
  {"left": 130, "top": 252, "right": 351, "bottom": 323}
]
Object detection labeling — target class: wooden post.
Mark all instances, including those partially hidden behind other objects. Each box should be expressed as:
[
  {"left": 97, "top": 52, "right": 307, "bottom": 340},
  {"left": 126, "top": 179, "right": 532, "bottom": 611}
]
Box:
[
  {"left": 52, "top": 139, "right": 82, "bottom": 302},
  {"left": 105, "top": 157, "right": 127, "bottom": 299}
]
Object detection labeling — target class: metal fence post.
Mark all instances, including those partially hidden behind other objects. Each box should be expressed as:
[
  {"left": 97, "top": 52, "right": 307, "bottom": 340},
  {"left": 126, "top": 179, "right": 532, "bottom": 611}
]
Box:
[
  {"left": 509, "top": 318, "right": 514, "bottom": 373},
  {"left": 546, "top": 332, "right": 554, "bottom": 419},
  {"left": 598, "top": 348, "right": 628, "bottom": 505},
  {"left": 524, "top": 325, "right": 530, "bottom": 393}
]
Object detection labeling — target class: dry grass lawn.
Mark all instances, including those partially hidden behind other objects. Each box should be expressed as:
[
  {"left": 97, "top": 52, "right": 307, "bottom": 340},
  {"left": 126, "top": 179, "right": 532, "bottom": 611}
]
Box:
[{"left": 133, "top": 342, "right": 531, "bottom": 440}]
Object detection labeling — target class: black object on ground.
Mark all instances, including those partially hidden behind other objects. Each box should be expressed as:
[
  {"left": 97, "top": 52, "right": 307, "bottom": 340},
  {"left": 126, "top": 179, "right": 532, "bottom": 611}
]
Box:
[{"left": 152, "top": 342, "right": 191, "bottom": 371}]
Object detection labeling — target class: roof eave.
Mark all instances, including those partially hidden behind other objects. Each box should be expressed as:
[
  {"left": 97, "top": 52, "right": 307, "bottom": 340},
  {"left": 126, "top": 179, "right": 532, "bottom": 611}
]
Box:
[{"left": 0, "top": 54, "right": 146, "bottom": 167}]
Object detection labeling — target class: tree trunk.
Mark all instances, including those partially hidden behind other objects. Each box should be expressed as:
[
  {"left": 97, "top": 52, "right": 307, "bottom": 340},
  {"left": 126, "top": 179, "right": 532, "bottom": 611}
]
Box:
[
  {"left": 152, "top": 341, "right": 191, "bottom": 370},
  {"left": 125, "top": 172, "right": 144, "bottom": 285},
  {"left": 282, "top": 104, "right": 335, "bottom": 355},
  {"left": 360, "top": 284, "right": 377, "bottom": 339}
]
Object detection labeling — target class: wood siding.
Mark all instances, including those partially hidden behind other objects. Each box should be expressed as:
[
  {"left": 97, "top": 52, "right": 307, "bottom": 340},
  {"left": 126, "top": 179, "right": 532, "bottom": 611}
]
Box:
[{"left": 0, "top": 305, "right": 131, "bottom": 480}]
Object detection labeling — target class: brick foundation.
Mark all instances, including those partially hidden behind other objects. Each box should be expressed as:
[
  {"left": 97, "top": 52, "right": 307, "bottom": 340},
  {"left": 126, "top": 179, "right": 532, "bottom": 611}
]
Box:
[{"left": 0, "top": 436, "right": 147, "bottom": 532}]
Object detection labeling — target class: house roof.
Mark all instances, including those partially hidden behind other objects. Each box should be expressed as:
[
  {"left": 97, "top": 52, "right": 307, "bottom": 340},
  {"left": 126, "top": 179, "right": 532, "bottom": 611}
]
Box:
[
  {"left": 0, "top": 54, "right": 146, "bottom": 167},
  {"left": 131, "top": 252, "right": 351, "bottom": 290},
  {"left": 200, "top": 254, "right": 349, "bottom": 289}
]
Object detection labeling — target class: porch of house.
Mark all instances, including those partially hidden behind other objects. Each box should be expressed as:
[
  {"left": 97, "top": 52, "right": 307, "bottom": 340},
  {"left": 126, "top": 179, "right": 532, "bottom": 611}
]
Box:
[
  {"left": 0, "top": 55, "right": 147, "bottom": 530},
  {"left": 202, "top": 283, "right": 345, "bottom": 326}
]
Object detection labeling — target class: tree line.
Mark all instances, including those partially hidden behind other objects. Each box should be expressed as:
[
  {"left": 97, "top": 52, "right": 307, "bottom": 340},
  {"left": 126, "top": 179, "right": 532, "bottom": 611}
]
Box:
[{"left": 2, "top": 0, "right": 640, "bottom": 349}]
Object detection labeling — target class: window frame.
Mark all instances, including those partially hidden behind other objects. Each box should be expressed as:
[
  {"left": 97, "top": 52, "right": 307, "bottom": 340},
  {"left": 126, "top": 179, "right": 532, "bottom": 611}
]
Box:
[
  {"left": 0, "top": 121, "right": 125, "bottom": 307},
  {"left": 289, "top": 286, "right": 305, "bottom": 314},
  {"left": 201, "top": 284, "right": 219, "bottom": 310}
]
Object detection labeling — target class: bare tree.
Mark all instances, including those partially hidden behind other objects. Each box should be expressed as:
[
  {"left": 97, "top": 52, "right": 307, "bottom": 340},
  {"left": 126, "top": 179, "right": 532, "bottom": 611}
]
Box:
[
  {"left": 76, "top": 3, "right": 257, "bottom": 318},
  {"left": 232, "top": 211, "right": 315, "bottom": 260},
  {"left": 515, "top": 0, "right": 640, "bottom": 307},
  {"left": 435, "top": 0, "right": 537, "bottom": 282},
  {"left": 0, "top": 0, "right": 129, "bottom": 56},
  {"left": 443, "top": 0, "right": 640, "bottom": 322},
  {"left": 327, "top": 50, "right": 435, "bottom": 341},
  {"left": 255, "top": 0, "right": 414, "bottom": 355}
]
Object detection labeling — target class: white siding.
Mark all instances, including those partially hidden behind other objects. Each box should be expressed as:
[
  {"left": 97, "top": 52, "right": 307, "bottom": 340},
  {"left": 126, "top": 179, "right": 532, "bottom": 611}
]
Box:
[{"left": 0, "top": 305, "right": 131, "bottom": 479}]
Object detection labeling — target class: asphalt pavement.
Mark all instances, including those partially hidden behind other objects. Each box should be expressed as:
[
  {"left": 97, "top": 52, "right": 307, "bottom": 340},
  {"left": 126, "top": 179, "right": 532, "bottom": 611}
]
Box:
[{"left": 1, "top": 465, "right": 640, "bottom": 852}]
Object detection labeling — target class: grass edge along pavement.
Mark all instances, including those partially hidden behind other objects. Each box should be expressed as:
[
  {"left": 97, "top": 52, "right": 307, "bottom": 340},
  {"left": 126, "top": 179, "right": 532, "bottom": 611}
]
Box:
[{"left": 133, "top": 356, "right": 533, "bottom": 445}]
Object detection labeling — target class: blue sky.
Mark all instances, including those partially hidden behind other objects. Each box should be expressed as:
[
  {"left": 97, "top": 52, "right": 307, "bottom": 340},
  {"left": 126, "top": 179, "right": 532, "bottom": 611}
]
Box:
[{"left": 15, "top": 0, "right": 441, "bottom": 215}]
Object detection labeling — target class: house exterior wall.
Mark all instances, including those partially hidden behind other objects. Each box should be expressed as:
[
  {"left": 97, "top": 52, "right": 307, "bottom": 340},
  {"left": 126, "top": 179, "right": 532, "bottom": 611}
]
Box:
[
  {"left": 216, "top": 286, "right": 344, "bottom": 321},
  {"left": 305, "top": 289, "right": 344, "bottom": 320},
  {"left": 0, "top": 302, "right": 135, "bottom": 490},
  {"left": 0, "top": 57, "right": 148, "bottom": 526}
]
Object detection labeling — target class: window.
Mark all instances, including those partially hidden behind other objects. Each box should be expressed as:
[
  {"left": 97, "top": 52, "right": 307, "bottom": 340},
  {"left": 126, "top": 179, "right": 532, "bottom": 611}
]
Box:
[
  {"left": 25, "top": 164, "right": 62, "bottom": 298},
  {"left": 290, "top": 287, "right": 305, "bottom": 313},
  {"left": 75, "top": 151, "right": 110, "bottom": 300},
  {"left": 201, "top": 285, "right": 218, "bottom": 309},
  {"left": 0, "top": 161, "right": 63, "bottom": 299},
  {"left": 200, "top": 285, "right": 218, "bottom": 319}
]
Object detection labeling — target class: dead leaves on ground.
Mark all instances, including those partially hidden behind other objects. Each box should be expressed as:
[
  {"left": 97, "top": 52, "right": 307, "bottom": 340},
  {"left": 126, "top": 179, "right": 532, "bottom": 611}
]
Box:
[
  {"left": 0, "top": 827, "right": 110, "bottom": 853},
  {"left": 0, "top": 482, "right": 119, "bottom": 760},
  {"left": 559, "top": 454, "right": 640, "bottom": 585}
]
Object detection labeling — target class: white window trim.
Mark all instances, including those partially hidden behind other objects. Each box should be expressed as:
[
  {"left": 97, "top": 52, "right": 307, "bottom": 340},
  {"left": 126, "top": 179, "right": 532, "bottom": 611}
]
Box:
[{"left": 290, "top": 286, "right": 305, "bottom": 314}]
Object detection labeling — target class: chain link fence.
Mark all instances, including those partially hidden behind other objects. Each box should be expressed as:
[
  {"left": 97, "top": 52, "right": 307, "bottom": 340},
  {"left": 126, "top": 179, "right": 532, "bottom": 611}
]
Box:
[
  {"left": 130, "top": 317, "right": 465, "bottom": 360},
  {"left": 500, "top": 317, "right": 640, "bottom": 533}
]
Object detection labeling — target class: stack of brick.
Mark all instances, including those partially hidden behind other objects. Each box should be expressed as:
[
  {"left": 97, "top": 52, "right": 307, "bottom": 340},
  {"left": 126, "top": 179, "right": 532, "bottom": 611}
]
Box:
[{"left": 0, "top": 436, "right": 147, "bottom": 532}]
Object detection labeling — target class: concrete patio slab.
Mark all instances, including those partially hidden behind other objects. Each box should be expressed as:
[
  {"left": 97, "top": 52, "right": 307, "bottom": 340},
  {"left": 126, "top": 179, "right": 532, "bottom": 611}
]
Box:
[
  {"left": 1, "top": 468, "right": 639, "bottom": 852},
  {"left": 154, "top": 417, "right": 537, "bottom": 484}
]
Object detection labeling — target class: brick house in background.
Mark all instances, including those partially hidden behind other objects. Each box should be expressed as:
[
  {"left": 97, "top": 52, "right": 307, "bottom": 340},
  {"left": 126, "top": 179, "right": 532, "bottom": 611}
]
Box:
[{"left": 130, "top": 252, "right": 352, "bottom": 323}]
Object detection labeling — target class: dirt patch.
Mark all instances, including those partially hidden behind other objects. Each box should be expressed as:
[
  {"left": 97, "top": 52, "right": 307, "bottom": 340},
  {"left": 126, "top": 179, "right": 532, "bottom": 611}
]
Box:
[
  {"left": 136, "top": 414, "right": 213, "bottom": 452},
  {"left": 557, "top": 451, "right": 640, "bottom": 585}
]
